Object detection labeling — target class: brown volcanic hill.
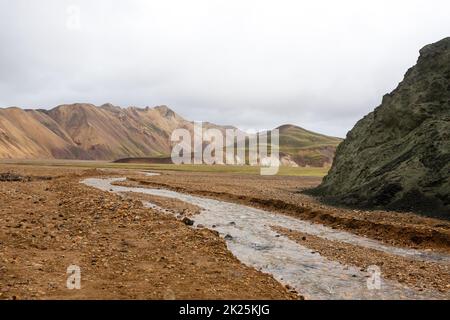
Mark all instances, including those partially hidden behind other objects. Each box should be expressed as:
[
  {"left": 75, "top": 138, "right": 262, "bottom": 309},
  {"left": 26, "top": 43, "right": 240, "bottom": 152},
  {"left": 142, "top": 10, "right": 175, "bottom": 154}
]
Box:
[
  {"left": 310, "top": 37, "right": 450, "bottom": 217},
  {"left": 46, "top": 103, "right": 176, "bottom": 159},
  {"left": 0, "top": 103, "right": 241, "bottom": 161},
  {"left": 0, "top": 103, "right": 342, "bottom": 166},
  {"left": 0, "top": 107, "right": 77, "bottom": 159}
]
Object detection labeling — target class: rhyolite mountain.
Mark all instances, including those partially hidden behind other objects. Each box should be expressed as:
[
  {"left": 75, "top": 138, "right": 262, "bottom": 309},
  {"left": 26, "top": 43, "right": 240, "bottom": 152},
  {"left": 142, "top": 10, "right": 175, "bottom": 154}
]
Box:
[
  {"left": 0, "top": 104, "right": 191, "bottom": 160},
  {"left": 310, "top": 37, "right": 450, "bottom": 217},
  {"left": 277, "top": 124, "right": 341, "bottom": 167},
  {"left": 0, "top": 103, "right": 341, "bottom": 166}
]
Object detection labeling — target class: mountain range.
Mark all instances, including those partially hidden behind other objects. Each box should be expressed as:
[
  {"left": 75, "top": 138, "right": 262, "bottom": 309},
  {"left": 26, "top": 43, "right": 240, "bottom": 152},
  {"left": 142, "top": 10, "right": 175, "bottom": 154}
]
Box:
[{"left": 0, "top": 103, "right": 342, "bottom": 166}]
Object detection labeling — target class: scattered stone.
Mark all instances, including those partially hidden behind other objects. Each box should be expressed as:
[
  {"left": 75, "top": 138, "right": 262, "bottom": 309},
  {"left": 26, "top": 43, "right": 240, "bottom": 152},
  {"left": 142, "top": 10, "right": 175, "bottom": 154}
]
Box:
[
  {"left": 182, "top": 217, "right": 194, "bottom": 226},
  {"left": 0, "top": 172, "right": 29, "bottom": 182}
]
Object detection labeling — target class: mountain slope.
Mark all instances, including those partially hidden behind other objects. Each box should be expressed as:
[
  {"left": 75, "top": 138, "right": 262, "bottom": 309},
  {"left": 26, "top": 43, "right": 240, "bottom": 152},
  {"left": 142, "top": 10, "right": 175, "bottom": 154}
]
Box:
[
  {"left": 0, "top": 107, "right": 77, "bottom": 159},
  {"left": 0, "top": 104, "right": 187, "bottom": 160},
  {"left": 0, "top": 104, "right": 242, "bottom": 161},
  {"left": 0, "top": 103, "right": 342, "bottom": 166},
  {"left": 310, "top": 37, "right": 450, "bottom": 217},
  {"left": 277, "top": 124, "right": 342, "bottom": 167}
]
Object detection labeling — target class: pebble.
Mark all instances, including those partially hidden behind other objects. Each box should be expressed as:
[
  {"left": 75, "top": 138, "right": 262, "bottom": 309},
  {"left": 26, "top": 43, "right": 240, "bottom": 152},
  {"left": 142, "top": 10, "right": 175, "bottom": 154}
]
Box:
[
  {"left": 182, "top": 217, "right": 194, "bottom": 226},
  {"left": 224, "top": 234, "right": 233, "bottom": 240}
]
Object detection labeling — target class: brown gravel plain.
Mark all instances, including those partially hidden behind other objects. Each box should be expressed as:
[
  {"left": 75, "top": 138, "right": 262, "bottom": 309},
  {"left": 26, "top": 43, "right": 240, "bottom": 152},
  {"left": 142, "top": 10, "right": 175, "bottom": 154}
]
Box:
[
  {"left": 272, "top": 226, "right": 449, "bottom": 292},
  {"left": 115, "top": 169, "right": 450, "bottom": 295},
  {"left": 0, "top": 165, "right": 298, "bottom": 300},
  {"left": 1, "top": 164, "right": 449, "bottom": 299},
  {"left": 121, "top": 171, "right": 450, "bottom": 252}
]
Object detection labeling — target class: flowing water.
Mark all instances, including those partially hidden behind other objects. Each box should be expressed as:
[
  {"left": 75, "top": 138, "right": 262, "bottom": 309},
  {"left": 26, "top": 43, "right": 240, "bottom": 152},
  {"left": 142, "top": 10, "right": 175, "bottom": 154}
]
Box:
[{"left": 81, "top": 175, "right": 450, "bottom": 300}]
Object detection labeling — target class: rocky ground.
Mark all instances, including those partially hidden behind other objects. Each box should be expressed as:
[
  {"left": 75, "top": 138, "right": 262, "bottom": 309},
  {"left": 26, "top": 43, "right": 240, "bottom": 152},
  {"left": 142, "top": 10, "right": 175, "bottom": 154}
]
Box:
[
  {"left": 119, "top": 171, "right": 450, "bottom": 253},
  {"left": 113, "top": 169, "right": 449, "bottom": 296},
  {"left": 0, "top": 165, "right": 298, "bottom": 300},
  {"left": 272, "top": 226, "right": 449, "bottom": 292},
  {"left": 1, "top": 164, "right": 449, "bottom": 299}
]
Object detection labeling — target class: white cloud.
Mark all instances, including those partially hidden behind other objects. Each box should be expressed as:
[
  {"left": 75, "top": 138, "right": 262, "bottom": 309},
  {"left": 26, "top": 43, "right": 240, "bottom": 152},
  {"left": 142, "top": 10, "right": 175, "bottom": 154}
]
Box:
[{"left": 0, "top": 0, "right": 449, "bottom": 137}]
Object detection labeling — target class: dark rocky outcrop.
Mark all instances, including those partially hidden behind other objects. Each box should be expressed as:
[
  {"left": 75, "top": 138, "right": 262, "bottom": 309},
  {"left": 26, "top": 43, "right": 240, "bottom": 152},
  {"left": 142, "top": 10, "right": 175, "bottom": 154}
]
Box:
[{"left": 310, "top": 37, "right": 450, "bottom": 218}]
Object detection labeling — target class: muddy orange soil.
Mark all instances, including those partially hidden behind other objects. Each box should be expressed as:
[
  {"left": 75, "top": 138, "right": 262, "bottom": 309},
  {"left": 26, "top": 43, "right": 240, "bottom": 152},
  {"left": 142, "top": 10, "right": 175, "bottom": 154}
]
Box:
[
  {"left": 0, "top": 165, "right": 298, "bottom": 300},
  {"left": 121, "top": 171, "right": 450, "bottom": 253}
]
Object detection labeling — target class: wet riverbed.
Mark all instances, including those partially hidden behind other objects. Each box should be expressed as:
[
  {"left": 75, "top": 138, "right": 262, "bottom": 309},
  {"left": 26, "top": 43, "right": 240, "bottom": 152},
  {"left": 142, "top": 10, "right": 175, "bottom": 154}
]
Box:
[{"left": 81, "top": 175, "right": 450, "bottom": 300}]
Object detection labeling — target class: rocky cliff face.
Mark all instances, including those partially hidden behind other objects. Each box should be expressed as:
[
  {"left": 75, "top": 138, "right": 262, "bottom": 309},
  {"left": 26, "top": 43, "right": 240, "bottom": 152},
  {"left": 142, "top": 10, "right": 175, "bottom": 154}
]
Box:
[{"left": 311, "top": 37, "right": 450, "bottom": 218}]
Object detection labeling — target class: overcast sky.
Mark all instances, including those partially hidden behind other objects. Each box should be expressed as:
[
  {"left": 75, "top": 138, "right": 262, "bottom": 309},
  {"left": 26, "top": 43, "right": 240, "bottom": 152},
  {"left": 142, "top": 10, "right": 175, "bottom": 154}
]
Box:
[{"left": 0, "top": 0, "right": 449, "bottom": 137}]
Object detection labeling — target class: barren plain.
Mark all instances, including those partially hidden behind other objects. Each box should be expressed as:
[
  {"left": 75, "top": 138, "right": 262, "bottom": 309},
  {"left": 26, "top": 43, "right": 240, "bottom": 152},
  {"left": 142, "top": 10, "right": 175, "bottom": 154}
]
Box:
[{"left": 1, "top": 162, "right": 449, "bottom": 299}]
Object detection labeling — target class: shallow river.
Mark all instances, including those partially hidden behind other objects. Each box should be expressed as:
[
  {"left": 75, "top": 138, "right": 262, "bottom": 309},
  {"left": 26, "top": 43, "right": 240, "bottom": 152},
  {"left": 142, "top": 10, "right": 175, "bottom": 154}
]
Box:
[{"left": 81, "top": 175, "right": 450, "bottom": 300}]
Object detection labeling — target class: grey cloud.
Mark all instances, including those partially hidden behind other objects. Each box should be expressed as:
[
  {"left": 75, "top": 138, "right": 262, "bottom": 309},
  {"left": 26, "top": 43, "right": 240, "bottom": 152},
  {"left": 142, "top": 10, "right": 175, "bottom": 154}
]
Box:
[{"left": 0, "top": 0, "right": 449, "bottom": 137}]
